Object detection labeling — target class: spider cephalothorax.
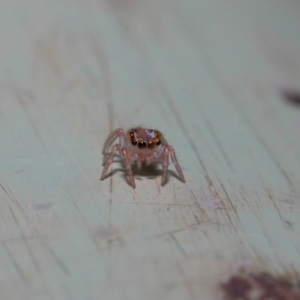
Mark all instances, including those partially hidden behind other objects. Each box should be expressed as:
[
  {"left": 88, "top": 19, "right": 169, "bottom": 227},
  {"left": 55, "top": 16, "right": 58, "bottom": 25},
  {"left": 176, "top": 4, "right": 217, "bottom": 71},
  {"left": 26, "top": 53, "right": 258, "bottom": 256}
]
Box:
[
  {"left": 101, "top": 127, "right": 185, "bottom": 188},
  {"left": 129, "top": 128, "right": 161, "bottom": 149}
]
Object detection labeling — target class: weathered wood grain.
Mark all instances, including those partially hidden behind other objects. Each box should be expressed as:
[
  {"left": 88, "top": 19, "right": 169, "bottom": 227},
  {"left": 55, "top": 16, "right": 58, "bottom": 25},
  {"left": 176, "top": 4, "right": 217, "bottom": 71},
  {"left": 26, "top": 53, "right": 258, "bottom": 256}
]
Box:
[{"left": 0, "top": 0, "right": 300, "bottom": 299}]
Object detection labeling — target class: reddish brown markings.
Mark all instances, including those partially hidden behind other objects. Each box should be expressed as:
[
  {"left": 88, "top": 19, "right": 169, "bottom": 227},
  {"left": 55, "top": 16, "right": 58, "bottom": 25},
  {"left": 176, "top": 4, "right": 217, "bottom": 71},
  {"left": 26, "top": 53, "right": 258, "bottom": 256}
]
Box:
[
  {"left": 221, "top": 275, "right": 252, "bottom": 299},
  {"left": 220, "top": 271, "right": 300, "bottom": 300},
  {"left": 252, "top": 272, "right": 300, "bottom": 299},
  {"left": 281, "top": 88, "right": 300, "bottom": 106}
]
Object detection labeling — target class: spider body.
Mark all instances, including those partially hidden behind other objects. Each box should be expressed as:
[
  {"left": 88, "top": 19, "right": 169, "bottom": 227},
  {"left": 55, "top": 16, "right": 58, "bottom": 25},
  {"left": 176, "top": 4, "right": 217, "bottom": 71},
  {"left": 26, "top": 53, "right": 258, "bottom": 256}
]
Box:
[{"left": 101, "top": 127, "right": 185, "bottom": 188}]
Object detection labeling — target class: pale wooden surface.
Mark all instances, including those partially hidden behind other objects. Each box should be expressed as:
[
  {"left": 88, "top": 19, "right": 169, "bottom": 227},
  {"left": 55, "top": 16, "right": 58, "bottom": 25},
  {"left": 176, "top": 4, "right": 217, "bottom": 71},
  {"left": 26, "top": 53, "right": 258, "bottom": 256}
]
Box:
[{"left": 1, "top": 1, "right": 300, "bottom": 299}]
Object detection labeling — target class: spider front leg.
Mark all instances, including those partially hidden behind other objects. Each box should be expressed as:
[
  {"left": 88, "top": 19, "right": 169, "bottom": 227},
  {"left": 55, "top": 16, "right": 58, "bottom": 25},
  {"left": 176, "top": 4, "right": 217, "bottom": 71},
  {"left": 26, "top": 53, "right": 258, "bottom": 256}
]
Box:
[
  {"left": 102, "top": 128, "right": 126, "bottom": 166},
  {"left": 100, "top": 144, "right": 136, "bottom": 188},
  {"left": 161, "top": 145, "right": 185, "bottom": 186},
  {"left": 168, "top": 146, "right": 185, "bottom": 183}
]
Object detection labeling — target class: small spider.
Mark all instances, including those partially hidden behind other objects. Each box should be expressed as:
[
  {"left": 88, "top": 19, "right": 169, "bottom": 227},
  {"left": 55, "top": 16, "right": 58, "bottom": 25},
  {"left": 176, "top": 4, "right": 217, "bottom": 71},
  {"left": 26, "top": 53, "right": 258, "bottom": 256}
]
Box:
[{"left": 100, "top": 127, "right": 185, "bottom": 188}]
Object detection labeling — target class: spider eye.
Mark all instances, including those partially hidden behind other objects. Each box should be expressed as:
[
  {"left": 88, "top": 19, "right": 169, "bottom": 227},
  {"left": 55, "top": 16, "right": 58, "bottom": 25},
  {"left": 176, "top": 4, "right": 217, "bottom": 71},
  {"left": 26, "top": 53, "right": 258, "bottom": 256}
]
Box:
[
  {"left": 131, "top": 139, "right": 137, "bottom": 146},
  {"left": 148, "top": 141, "right": 156, "bottom": 149},
  {"left": 156, "top": 139, "right": 161, "bottom": 146},
  {"left": 138, "top": 141, "right": 147, "bottom": 149},
  {"left": 129, "top": 131, "right": 135, "bottom": 138}
]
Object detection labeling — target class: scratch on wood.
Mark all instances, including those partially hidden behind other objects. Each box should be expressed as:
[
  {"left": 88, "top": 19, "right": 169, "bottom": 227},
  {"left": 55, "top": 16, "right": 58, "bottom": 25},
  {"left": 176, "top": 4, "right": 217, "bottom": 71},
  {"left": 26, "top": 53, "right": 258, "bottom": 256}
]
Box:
[
  {"left": 173, "top": 183, "right": 201, "bottom": 252},
  {"left": 220, "top": 184, "right": 236, "bottom": 214},
  {"left": 189, "top": 188, "right": 209, "bottom": 221},
  {"left": 90, "top": 36, "right": 116, "bottom": 251},
  {"left": 40, "top": 240, "right": 70, "bottom": 275},
  {"left": 9, "top": 207, "right": 42, "bottom": 273},
  {"left": 169, "top": 233, "right": 187, "bottom": 257},
  {"left": 148, "top": 219, "right": 229, "bottom": 244},
  {"left": 158, "top": 80, "right": 208, "bottom": 174},
  {"left": 219, "top": 80, "right": 294, "bottom": 188},
  {"left": 11, "top": 86, "right": 49, "bottom": 154},
  {"left": 0, "top": 182, "right": 17, "bottom": 205},
  {"left": 267, "top": 191, "right": 284, "bottom": 220},
  {"left": 67, "top": 188, "right": 103, "bottom": 254},
  {"left": 89, "top": 35, "right": 113, "bottom": 119},
  {"left": 201, "top": 112, "right": 235, "bottom": 173},
  {"left": 220, "top": 183, "right": 244, "bottom": 230},
  {"left": 1, "top": 241, "right": 30, "bottom": 286}
]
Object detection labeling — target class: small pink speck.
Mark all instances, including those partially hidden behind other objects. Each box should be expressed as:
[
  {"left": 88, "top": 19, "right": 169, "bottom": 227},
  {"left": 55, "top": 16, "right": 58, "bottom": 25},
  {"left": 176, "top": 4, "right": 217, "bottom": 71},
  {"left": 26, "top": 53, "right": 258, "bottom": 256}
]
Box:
[{"left": 196, "top": 197, "right": 222, "bottom": 210}]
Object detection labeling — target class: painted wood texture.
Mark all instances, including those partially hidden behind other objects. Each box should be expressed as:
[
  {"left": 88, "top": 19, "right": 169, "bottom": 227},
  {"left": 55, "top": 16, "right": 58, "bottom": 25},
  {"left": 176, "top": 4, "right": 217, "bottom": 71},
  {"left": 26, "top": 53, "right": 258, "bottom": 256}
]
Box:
[{"left": 1, "top": 1, "right": 300, "bottom": 299}]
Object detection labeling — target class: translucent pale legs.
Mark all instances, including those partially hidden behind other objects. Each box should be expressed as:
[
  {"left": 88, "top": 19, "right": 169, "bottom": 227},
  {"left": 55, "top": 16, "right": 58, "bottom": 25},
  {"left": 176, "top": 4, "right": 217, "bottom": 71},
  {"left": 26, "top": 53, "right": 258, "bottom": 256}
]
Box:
[{"left": 100, "top": 127, "right": 185, "bottom": 188}]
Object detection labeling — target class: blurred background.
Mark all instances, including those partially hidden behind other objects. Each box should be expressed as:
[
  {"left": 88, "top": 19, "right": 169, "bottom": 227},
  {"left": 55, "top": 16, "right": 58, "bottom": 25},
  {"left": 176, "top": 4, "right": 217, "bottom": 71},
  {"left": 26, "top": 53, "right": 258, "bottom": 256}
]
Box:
[{"left": 0, "top": 1, "right": 300, "bottom": 299}]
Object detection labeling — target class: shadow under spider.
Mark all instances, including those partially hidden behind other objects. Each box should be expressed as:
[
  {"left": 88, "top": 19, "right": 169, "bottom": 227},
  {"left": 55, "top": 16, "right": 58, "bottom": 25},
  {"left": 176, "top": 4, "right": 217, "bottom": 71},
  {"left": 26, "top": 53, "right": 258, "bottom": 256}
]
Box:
[{"left": 103, "top": 162, "right": 181, "bottom": 185}]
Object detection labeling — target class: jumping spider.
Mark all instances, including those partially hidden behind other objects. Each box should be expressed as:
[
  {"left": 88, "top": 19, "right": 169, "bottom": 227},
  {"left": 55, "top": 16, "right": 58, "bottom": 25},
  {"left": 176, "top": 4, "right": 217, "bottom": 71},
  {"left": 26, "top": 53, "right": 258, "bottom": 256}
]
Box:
[{"left": 100, "top": 127, "right": 185, "bottom": 188}]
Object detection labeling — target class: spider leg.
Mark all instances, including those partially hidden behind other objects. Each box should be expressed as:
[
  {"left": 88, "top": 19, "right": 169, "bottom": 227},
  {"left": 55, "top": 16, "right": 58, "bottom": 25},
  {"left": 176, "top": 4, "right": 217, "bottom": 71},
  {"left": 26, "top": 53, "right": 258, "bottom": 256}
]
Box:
[
  {"left": 101, "top": 144, "right": 136, "bottom": 188},
  {"left": 161, "top": 145, "right": 185, "bottom": 186},
  {"left": 101, "top": 144, "right": 120, "bottom": 180},
  {"left": 102, "top": 128, "right": 126, "bottom": 165},
  {"left": 161, "top": 147, "right": 169, "bottom": 186},
  {"left": 119, "top": 147, "right": 136, "bottom": 188},
  {"left": 168, "top": 146, "right": 185, "bottom": 183}
]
